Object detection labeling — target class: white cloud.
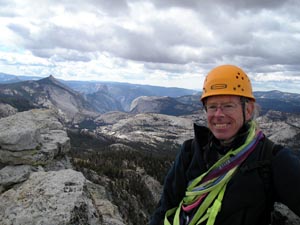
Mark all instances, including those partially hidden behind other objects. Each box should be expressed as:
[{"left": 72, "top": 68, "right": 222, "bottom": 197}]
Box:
[{"left": 0, "top": 0, "right": 300, "bottom": 93}]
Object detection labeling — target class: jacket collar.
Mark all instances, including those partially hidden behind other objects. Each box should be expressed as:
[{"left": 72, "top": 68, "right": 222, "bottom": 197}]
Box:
[{"left": 193, "top": 122, "right": 251, "bottom": 155}]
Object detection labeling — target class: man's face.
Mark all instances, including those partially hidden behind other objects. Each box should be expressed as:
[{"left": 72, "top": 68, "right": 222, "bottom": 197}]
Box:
[{"left": 205, "top": 95, "right": 253, "bottom": 141}]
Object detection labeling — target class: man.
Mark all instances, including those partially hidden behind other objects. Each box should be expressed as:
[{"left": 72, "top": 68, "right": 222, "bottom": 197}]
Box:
[{"left": 150, "top": 65, "right": 300, "bottom": 225}]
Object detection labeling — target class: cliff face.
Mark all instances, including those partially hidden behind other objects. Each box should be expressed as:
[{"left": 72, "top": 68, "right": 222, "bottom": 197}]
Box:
[
  {"left": 0, "top": 76, "right": 98, "bottom": 123},
  {"left": 129, "top": 96, "right": 198, "bottom": 116},
  {"left": 0, "top": 109, "right": 125, "bottom": 225}
]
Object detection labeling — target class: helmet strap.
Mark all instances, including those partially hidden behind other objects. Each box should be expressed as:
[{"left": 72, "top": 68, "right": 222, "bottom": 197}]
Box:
[{"left": 240, "top": 97, "right": 249, "bottom": 124}]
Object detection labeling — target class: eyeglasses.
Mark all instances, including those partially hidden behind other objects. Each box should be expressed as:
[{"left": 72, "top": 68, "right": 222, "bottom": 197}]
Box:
[{"left": 205, "top": 102, "right": 241, "bottom": 114}]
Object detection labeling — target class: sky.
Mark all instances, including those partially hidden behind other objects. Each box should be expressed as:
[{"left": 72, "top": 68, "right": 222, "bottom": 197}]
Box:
[{"left": 0, "top": 0, "right": 300, "bottom": 94}]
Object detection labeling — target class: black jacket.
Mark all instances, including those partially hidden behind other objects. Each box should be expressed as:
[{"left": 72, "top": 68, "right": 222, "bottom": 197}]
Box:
[{"left": 150, "top": 124, "right": 300, "bottom": 225}]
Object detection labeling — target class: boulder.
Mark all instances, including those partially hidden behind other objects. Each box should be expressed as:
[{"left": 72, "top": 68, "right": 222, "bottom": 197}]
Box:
[
  {"left": 0, "top": 109, "right": 70, "bottom": 165},
  {"left": 0, "top": 169, "right": 100, "bottom": 225},
  {"left": 0, "top": 103, "right": 17, "bottom": 118},
  {"left": 0, "top": 165, "right": 37, "bottom": 193}
]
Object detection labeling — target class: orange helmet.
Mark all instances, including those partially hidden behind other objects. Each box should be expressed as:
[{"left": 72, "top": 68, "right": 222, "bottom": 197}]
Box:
[{"left": 201, "top": 65, "right": 255, "bottom": 102}]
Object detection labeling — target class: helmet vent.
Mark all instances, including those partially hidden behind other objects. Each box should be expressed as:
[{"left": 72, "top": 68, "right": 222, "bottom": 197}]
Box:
[{"left": 211, "top": 84, "right": 227, "bottom": 90}]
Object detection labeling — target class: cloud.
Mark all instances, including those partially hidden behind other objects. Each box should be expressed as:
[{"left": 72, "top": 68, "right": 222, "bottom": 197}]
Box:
[{"left": 0, "top": 0, "right": 300, "bottom": 93}]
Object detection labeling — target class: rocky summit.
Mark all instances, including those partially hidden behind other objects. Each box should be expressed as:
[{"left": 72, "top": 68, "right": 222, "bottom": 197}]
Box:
[
  {"left": 0, "top": 109, "right": 127, "bottom": 225},
  {"left": 0, "top": 109, "right": 69, "bottom": 165}
]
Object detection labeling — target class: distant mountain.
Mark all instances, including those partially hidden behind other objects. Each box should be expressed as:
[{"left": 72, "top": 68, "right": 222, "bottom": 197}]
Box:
[
  {"left": 62, "top": 80, "right": 198, "bottom": 97},
  {"left": 1, "top": 73, "right": 300, "bottom": 116},
  {"left": 86, "top": 87, "right": 123, "bottom": 113},
  {"left": 0, "top": 76, "right": 97, "bottom": 122},
  {"left": 0, "top": 72, "right": 42, "bottom": 83},
  {"left": 254, "top": 90, "right": 300, "bottom": 101},
  {"left": 62, "top": 80, "right": 198, "bottom": 111},
  {"left": 41, "top": 79, "right": 300, "bottom": 114},
  {"left": 130, "top": 96, "right": 199, "bottom": 116},
  {"left": 0, "top": 73, "right": 199, "bottom": 112},
  {"left": 63, "top": 81, "right": 300, "bottom": 115}
]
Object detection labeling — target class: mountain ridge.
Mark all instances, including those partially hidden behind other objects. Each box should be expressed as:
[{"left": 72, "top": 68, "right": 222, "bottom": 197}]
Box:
[
  {"left": 1, "top": 72, "right": 300, "bottom": 96},
  {"left": 0, "top": 76, "right": 97, "bottom": 123},
  {"left": 0, "top": 74, "right": 299, "bottom": 120}
]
